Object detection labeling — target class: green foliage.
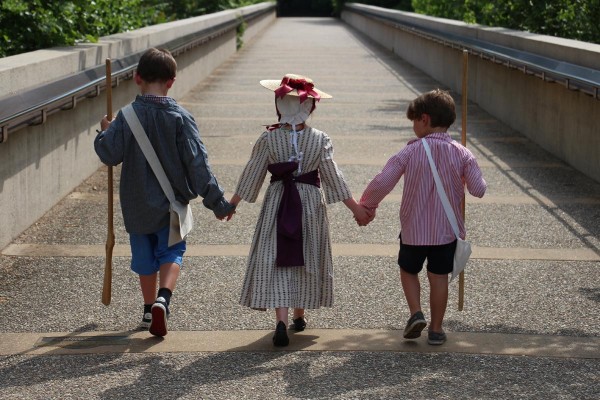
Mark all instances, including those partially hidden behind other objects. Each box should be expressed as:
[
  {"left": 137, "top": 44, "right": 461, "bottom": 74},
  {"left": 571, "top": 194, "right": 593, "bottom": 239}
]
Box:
[
  {"left": 332, "top": 0, "right": 599, "bottom": 43},
  {"left": 411, "top": 0, "right": 600, "bottom": 44},
  {"left": 5, "top": 0, "right": 597, "bottom": 58},
  {"left": 0, "top": 0, "right": 265, "bottom": 58},
  {"left": 236, "top": 15, "right": 247, "bottom": 49},
  {"left": 332, "top": 1, "right": 413, "bottom": 16},
  {"left": 0, "top": 0, "right": 160, "bottom": 57}
]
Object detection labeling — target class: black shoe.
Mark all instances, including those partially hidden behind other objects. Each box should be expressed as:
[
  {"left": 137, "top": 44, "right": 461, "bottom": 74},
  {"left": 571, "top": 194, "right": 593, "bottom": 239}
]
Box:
[
  {"left": 427, "top": 330, "right": 447, "bottom": 345},
  {"left": 273, "top": 321, "right": 289, "bottom": 347},
  {"left": 403, "top": 311, "right": 427, "bottom": 339},
  {"left": 292, "top": 316, "right": 307, "bottom": 332},
  {"left": 137, "top": 312, "right": 152, "bottom": 331}
]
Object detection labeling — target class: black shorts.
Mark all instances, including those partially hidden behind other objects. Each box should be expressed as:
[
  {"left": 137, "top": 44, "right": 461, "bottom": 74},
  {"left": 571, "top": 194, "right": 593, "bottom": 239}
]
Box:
[{"left": 398, "top": 235, "right": 456, "bottom": 275}]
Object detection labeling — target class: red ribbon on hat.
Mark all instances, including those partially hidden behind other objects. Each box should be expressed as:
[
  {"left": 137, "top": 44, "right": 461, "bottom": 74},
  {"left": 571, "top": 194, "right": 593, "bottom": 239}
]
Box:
[{"left": 274, "top": 77, "right": 321, "bottom": 103}]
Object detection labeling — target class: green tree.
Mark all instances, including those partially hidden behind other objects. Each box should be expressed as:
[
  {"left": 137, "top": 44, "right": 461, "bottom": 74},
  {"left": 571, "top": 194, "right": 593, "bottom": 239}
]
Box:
[
  {"left": 332, "top": 1, "right": 413, "bottom": 17},
  {"left": 0, "top": 0, "right": 265, "bottom": 58},
  {"left": 412, "top": 0, "right": 600, "bottom": 44},
  {"left": 0, "top": 0, "right": 160, "bottom": 57}
]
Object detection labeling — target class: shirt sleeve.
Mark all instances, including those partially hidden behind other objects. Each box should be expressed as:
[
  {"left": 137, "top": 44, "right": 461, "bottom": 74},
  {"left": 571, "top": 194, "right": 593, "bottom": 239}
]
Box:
[
  {"left": 319, "top": 133, "right": 352, "bottom": 204},
  {"left": 360, "top": 148, "right": 408, "bottom": 209},
  {"left": 463, "top": 152, "right": 487, "bottom": 198},
  {"left": 235, "top": 131, "right": 270, "bottom": 203},
  {"left": 178, "top": 113, "right": 232, "bottom": 217},
  {"left": 94, "top": 111, "right": 125, "bottom": 166}
]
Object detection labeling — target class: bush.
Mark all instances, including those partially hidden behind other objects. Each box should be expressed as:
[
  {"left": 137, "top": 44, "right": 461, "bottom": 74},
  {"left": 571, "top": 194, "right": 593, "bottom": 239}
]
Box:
[
  {"left": 332, "top": 1, "right": 413, "bottom": 16},
  {"left": 0, "top": 0, "right": 264, "bottom": 58},
  {"left": 332, "top": 0, "right": 599, "bottom": 44},
  {"left": 411, "top": 0, "right": 600, "bottom": 44}
]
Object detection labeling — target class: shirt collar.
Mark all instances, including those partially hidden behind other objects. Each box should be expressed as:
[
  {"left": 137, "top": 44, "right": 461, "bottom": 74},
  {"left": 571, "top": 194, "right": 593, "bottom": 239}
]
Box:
[
  {"left": 140, "top": 94, "right": 172, "bottom": 104},
  {"left": 408, "top": 131, "right": 452, "bottom": 145}
]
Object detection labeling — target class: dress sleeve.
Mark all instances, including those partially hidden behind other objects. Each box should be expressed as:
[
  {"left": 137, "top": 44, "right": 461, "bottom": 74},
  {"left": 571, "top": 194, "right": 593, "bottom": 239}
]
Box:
[
  {"left": 235, "top": 131, "right": 270, "bottom": 203},
  {"left": 319, "top": 133, "right": 352, "bottom": 204}
]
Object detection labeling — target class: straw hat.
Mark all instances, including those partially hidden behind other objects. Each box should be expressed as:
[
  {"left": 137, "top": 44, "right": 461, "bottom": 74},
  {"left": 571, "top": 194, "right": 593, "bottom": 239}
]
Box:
[{"left": 260, "top": 73, "right": 332, "bottom": 102}]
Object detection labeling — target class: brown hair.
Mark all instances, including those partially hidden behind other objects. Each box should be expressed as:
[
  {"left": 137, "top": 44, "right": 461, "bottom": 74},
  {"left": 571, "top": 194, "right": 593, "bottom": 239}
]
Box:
[
  {"left": 406, "top": 89, "right": 456, "bottom": 128},
  {"left": 136, "top": 48, "right": 177, "bottom": 83}
]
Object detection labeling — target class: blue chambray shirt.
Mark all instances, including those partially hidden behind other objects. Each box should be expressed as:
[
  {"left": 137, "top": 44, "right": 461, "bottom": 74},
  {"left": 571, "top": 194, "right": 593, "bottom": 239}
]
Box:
[{"left": 94, "top": 95, "right": 232, "bottom": 234}]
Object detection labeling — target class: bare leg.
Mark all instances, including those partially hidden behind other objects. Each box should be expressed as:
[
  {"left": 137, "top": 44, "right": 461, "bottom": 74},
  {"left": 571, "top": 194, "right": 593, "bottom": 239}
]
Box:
[
  {"left": 400, "top": 269, "right": 422, "bottom": 315},
  {"left": 427, "top": 271, "right": 449, "bottom": 332},
  {"left": 275, "top": 307, "right": 289, "bottom": 326},
  {"left": 158, "top": 262, "right": 180, "bottom": 292},
  {"left": 293, "top": 308, "right": 304, "bottom": 319},
  {"left": 139, "top": 273, "right": 158, "bottom": 304}
]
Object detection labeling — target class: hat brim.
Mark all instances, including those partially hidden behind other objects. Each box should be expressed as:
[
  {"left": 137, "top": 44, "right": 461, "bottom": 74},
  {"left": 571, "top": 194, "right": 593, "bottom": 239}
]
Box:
[{"left": 260, "top": 79, "right": 332, "bottom": 99}]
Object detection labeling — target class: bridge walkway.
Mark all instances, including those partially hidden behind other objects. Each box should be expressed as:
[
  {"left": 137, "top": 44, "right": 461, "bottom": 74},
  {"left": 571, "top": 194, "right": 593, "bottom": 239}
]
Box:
[{"left": 1, "top": 17, "right": 598, "bottom": 399}]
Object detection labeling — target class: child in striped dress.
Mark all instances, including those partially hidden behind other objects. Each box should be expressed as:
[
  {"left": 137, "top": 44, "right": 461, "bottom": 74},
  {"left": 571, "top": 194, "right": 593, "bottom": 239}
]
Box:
[
  {"left": 359, "top": 89, "right": 486, "bottom": 345},
  {"left": 228, "top": 74, "right": 371, "bottom": 346}
]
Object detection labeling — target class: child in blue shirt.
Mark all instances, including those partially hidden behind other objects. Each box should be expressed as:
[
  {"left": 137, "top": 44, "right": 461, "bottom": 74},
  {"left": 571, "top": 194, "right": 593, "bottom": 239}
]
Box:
[{"left": 95, "top": 47, "right": 234, "bottom": 337}]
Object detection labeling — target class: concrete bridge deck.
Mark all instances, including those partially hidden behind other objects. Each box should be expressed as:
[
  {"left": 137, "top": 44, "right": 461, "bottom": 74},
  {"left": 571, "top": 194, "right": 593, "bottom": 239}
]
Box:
[{"left": 1, "top": 17, "right": 599, "bottom": 399}]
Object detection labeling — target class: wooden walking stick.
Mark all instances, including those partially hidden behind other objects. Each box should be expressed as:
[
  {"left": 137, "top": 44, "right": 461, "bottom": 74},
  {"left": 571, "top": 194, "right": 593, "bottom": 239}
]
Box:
[
  {"left": 102, "top": 58, "right": 115, "bottom": 306},
  {"left": 458, "top": 50, "right": 468, "bottom": 311}
]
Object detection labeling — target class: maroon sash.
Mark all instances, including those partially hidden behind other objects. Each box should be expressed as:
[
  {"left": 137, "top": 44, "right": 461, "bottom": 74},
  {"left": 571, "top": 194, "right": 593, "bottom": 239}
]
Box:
[{"left": 268, "top": 161, "right": 320, "bottom": 267}]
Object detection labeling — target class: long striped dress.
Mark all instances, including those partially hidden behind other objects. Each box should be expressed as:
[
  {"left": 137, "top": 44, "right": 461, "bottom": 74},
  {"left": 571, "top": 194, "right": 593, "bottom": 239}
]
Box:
[{"left": 236, "top": 126, "right": 352, "bottom": 310}]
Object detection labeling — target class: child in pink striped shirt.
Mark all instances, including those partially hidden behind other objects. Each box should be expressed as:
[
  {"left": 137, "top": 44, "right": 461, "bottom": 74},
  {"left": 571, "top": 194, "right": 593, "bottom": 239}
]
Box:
[{"left": 359, "top": 89, "right": 486, "bottom": 345}]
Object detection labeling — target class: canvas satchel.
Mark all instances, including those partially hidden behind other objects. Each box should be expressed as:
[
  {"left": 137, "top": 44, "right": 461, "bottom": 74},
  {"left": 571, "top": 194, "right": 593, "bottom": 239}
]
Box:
[
  {"left": 422, "top": 138, "right": 471, "bottom": 283},
  {"left": 122, "top": 104, "right": 193, "bottom": 247}
]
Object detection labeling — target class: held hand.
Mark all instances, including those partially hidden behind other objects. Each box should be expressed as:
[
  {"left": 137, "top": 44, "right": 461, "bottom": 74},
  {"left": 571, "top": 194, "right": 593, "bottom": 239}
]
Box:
[
  {"left": 366, "top": 208, "right": 376, "bottom": 224},
  {"left": 215, "top": 207, "right": 234, "bottom": 221},
  {"left": 354, "top": 205, "right": 375, "bottom": 226},
  {"left": 225, "top": 210, "right": 236, "bottom": 221},
  {"left": 223, "top": 195, "right": 241, "bottom": 221}
]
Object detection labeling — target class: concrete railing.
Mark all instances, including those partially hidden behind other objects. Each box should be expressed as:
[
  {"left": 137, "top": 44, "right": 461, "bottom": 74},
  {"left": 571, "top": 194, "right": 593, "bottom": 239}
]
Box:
[
  {"left": 0, "top": 2, "right": 276, "bottom": 251},
  {"left": 342, "top": 3, "right": 600, "bottom": 183}
]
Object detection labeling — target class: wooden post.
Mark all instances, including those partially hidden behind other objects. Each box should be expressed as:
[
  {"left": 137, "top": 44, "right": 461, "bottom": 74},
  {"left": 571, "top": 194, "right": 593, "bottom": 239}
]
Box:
[
  {"left": 102, "top": 58, "right": 115, "bottom": 306},
  {"left": 458, "top": 50, "right": 468, "bottom": 311}
]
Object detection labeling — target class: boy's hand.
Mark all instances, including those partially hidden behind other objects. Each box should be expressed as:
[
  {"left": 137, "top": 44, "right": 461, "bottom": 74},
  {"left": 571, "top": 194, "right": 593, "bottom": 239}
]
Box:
[
  {"left": 354, "top": 204, "right": 375, "bottom": 226},
  {"left": 100, "top": 115, "right": 112, "bottom": 131}
]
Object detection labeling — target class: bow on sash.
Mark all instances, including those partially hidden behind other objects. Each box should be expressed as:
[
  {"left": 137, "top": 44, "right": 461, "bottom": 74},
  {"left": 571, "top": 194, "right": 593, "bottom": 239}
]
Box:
[
  {"left": 274, "top": 77, "right": 321, "bottom": 103},
  {"left": 268, "top": 161, "right": 320, "bottom": 267}
]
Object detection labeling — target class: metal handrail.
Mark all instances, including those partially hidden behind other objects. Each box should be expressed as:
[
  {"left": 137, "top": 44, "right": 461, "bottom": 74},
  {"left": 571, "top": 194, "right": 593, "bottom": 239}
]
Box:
[
  {"left": 0, "top": 6, "right": 274, "bottom": 143},
  {"left": 347, "top": 6, "right": 600, "bottom": 100}
]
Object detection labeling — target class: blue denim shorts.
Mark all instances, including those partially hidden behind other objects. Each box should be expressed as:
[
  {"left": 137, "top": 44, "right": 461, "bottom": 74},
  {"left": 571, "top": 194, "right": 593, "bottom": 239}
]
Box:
[{"left": 129, "top": 225, "right": 186, "bottom": 275}]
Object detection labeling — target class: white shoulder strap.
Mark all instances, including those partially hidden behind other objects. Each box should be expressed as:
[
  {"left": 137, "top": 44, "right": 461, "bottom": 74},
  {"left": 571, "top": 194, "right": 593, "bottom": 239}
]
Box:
[
  {"left": 122, "top": 104, "right": 176, "bottom": 204},
  {"left": 421, "top": 138, "right": 460, "bottom": 239}
]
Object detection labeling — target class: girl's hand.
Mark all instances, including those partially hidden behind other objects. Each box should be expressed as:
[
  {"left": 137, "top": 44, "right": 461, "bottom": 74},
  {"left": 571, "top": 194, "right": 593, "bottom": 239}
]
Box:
[
  {"left": 343, "top": 198, "right": 374, "bottom": 226},
  {"left": 354, "top": 205, "right": 375, "bottom": 226},
  {"left": 225, "top": 194, "right": 241, "bottom": 221},
  {"left": 226, "top": 210, "right": 236, "bottom": 221}
]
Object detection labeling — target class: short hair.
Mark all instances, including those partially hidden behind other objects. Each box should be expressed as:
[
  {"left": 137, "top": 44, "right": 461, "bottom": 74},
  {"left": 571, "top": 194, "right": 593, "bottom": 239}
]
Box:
[
  {"left": 406, "top": 89, "right": 456, "bottom": 128},
  {"left": 136, "top": 48, "right": 177, "bottom": 83}
]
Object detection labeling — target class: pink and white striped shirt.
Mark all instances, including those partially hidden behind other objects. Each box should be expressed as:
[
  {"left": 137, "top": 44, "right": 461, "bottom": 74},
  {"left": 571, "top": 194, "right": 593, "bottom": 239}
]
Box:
[{"left": 360, "top": 132, "right": 487, "bottom": 245}]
